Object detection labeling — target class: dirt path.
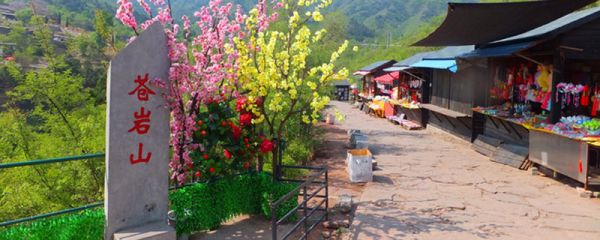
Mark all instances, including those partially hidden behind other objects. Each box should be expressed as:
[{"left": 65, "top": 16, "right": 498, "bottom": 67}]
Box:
[{"left": 324, "top": 101, "right": 600, "bottom": 240}]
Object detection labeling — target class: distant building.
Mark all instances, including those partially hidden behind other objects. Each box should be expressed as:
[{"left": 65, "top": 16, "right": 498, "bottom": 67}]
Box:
[{"left": 0, "top": 4, "right": 16, "bottom": 21}]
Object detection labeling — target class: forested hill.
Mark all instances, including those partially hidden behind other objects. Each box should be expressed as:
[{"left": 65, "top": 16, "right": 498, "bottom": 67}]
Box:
[
  {"left": 2, "top": 0, "right": 454, "bottom": 43},
  {"left": 170, "top": 0, "right": 454, "bottom": 42}
]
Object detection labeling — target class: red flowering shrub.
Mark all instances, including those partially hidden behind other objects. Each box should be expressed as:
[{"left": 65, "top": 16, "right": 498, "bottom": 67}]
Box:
[
  {"left": 187, "top": 96, "right": 274, "bottom": 181},
  {"left": 260, "top": 139, "right": 274, "bottom": 153}
]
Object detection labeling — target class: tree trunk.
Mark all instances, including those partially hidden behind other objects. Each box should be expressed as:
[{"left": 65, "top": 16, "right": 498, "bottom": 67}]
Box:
[
  {"left": 257, "top": 154, "right": 264, "bottom": 172},
  {"left": 272, "top": 143, "right": 280, "bottom": 181}
]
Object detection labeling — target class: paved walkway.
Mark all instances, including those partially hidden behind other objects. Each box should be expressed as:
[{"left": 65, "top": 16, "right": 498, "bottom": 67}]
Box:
[{"left": 327, "top": 101, "right": 600, "bottom": 240}]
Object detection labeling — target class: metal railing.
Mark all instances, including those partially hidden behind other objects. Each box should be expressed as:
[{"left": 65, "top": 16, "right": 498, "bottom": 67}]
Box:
[
  {"left": 0, "top": 153, "right": 105, "bottom": 227},
  {"left": 271, "top": 165, "right": 329, "bottom": 240}
]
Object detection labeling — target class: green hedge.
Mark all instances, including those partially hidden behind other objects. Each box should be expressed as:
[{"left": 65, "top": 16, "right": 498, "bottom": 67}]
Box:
[
  {"left": 0, "top": 209, "right": 104, "bottom": 240},
  {"left": 170, "top": 172, "right": 298, "bottom": 235},
  {"left": 0, "top": 172, "right": 298, "bottom": 239}
]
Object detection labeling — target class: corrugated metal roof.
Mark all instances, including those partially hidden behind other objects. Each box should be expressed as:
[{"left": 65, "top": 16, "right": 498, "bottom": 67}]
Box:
[
  {"left": 494, "top": 6, "right": 600, "bottom": 44},
  {"left": 395, "top": 52, "right": 436, "bottom": 67},
  {"left": 394, "top": 46, "right": 473, "bottom": 67},
  {"left": 358, "top": 60, "right": 396, "bottom": 72},
  {"left": 426, "top": 46, "right": 474, "bottom": 59},
  {"left": 333, "top": 80, "right": 351, "bottom": 86},
  {"left": 460, "top": 41, "right": 536, "bottom": 58},
  {"left": 414, "top": 0, "right": 596, "bottom": 46}
]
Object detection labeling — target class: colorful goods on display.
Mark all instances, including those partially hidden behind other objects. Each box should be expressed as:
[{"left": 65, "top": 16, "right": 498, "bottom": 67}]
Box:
[
  {"left": 490, "top": 63, "right": 553, "bottom": 110},
  {"left": 478, "top": 61, "right": 600, "bottom": 140}
]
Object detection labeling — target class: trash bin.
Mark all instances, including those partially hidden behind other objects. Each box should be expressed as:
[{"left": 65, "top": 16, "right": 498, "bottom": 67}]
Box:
[
  {"left": 347, "top": 149, "right": 373, "bottom": 183},
  {"left": 350, "top": 133, "right": 368, "bottom": 149}
]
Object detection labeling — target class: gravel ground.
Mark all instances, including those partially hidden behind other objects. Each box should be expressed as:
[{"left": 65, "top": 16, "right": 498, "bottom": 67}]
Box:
[{"left": 324, "top": 101, "right": 600, "bottom": 240}]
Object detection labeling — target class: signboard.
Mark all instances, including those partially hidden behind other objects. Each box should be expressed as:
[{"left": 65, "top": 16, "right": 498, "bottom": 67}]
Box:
[{"left": 105, "top": 22, "right": 173, "bottom": 239}]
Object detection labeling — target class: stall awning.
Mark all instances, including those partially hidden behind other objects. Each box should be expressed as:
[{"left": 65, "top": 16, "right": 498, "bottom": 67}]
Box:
[
  {"left": 411, "top": 58, "right": 458, "bottom": 73},
  {"left": 413, "top": 0, "right": 596, "bottom": 46},
  {"left": 374, "top": 72, "right": 400, "bottom": 84},
  {"left": 459, "top": 41, "right": 537, "bottom": 59}
]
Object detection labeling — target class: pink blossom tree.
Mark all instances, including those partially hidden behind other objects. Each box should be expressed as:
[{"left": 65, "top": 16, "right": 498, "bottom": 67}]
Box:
[{"left": 115, "top": 0, "right": 277, "bottom": 184}]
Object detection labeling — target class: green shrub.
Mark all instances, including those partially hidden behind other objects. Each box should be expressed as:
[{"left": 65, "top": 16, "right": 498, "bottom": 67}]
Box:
[
  {"left": 0, "top": 209, "right": 104, "bottom": 240},
  {"left": 260, "top": 181, "right": 299, "bottom": 222},
  {"left": 0, "top": 173, "right": 299, "bottom": 238},
  {"left": 169, "top": 172, "right": 298, "bottom": 235}
]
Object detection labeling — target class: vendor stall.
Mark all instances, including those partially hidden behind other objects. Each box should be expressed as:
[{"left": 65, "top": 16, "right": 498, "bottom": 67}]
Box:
[
  {"left": 408, "top": 46, "right": 479, "bottom": 140},
  {"left": 353, "top": 60, "right": 396, "bottom": 101},
  {"left": 377, "top": 67, "right": 428, "bottom": 126},
  {"left": 463, "top": 7, "right": 600, "bottom": 187},
  {"left": 333, "top": 80, "right": 351, "bottom": 101}
]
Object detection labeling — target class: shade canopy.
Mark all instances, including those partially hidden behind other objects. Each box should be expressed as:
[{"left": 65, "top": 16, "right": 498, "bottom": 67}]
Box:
[
  {"left": 374, "top": 72, "right": 400, "bottom": 85},
  {"left": 413, "top": 0, "right": 596, "bottom": 46},
  {"left": 460, "top": 41, "right": 536, "bottom": 59},
  {"left": 411, "top": 58, "right": 458, "bottom": 73}
]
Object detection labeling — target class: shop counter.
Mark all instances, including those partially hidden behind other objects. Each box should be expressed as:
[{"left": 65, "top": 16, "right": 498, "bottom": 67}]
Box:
[
  {"left": 420, "top": 104, "right": 472, "bottom": 141},
  {"left": 528, "top": 128, "right": 596, "bottom": 188},
  {"left": 472, "top": 109, "right": 530, "bottom": 146},
  {"left": 388, "top": 101, "right": 425, "bottom": 126}
]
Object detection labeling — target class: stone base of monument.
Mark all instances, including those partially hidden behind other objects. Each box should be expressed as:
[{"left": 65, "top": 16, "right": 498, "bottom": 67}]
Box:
[{"left": 113, "top": 222, "right": 176, "bottom": 240}]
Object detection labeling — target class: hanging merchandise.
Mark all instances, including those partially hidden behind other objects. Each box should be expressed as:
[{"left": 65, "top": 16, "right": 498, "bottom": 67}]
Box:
[
  {"left": 582, "top": 85, "right": 590, "bottom": 107},
  {"left": 518, "top": 84, "right": 528, "bottom": 102},
  {"left": 592, "top": 86, "right": 600, "bottom": 117},
  {"left": 556, "top": 82, "right": 586, "bottom": 110},
  {"left": 535, "top": 64, "right": 552, "bottom": 92}
]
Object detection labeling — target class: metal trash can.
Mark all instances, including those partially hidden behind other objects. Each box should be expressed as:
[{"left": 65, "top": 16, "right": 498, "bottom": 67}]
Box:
[{"left": 347, "top": 149, "right": 373, "bottom": 183}]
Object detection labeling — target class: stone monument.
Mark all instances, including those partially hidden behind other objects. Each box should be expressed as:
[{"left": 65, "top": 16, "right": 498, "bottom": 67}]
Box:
[{"left": 105, "top": 22, "right": 175, "bottom": 240}]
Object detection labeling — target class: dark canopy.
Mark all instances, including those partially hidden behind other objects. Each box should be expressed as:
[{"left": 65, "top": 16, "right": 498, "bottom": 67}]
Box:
[{"left": 414, "top": 0, "right": 596, "bottom": 46}]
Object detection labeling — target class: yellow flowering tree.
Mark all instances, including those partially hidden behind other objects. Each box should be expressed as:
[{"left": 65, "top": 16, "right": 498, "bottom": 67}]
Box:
[{"left": 235, "top": 0, "right": 350, "bottom": 176}]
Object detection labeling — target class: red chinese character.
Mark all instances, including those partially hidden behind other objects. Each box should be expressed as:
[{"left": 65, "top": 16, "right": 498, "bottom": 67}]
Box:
[
  {"left": 128, "top": 73, "right": 156, "bottom": 101},
  {"left": 128, "top": 106, "right": 151, "bottom": 134},
  {"left": 130, "top": 142, "right": 152, "bottom": 165}
]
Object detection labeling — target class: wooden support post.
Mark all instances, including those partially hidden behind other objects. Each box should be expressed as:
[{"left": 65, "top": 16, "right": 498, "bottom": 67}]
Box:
[{"left": 551, "top": 49, "right": 565, "bottom": 123}]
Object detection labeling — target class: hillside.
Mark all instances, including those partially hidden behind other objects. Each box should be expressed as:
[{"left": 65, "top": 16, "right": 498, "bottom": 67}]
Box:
[{"left": 167, "top": 0, "right": 454, "bottom": 42}]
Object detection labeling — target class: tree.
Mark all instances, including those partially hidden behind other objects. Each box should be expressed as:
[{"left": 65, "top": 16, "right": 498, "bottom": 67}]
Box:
[
  {"left": 0, "top": 62, "right": 105, "bottom": 221},
  {"left": 235, "top": 0, "right": 350, "bottom": 176}
]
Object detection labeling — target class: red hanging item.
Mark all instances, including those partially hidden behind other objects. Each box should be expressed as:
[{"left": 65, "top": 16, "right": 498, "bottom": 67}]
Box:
[
  {"left": 581, "top": 85, "right": 590, "bottom": 106},
  {"left": 592, "top": 87, "right": 599, "bottom": 117}
]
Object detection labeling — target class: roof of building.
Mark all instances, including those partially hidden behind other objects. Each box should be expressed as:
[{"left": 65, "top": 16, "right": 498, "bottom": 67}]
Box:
[
  {"left": 461, "top": 6, "right": 600, "bottom": 58},
  {"left": 414, "top": 0, "right": 595, "bottom": 46},
  {"left": 333, "top": 80, "right": 351, "bottom": 87},
  {"left": 358, "top": 60, "right": 397, "bottom": 72},
  {"left": 492, "top": 6, "right": 600, "bottom": 45},
  {"left": 388, "top": 46, "right": 473, "bottom": 71}
]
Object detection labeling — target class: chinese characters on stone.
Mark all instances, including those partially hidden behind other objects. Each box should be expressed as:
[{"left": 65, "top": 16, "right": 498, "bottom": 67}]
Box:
[{"left": 128, "top": 74, "right": 155, "bottom": 165}]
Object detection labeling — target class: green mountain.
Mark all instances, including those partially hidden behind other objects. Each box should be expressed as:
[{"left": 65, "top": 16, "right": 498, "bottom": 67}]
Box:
[{"left": 167, "top": 0, "right": 455, "bottom": 42}]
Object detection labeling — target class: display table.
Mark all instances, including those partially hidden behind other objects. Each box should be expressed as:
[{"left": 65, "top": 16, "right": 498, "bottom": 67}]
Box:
[
  {"left": 370, "top": 99, "right": 386, "bottom": 118},
  {"left": 529, "top": 128, "right": 594, "bottom": 188},
  {"left": 389, "top": 100, "right": 425, "bottom": 126},
  {"left": 472, "top": 109, "right": 530, "bottom": 146},
  {"left": 473, "top": 109, "right": 600, "bottom": 188},
  {"left": 420, "top": 104, "right": 472, "bottom": 140}
]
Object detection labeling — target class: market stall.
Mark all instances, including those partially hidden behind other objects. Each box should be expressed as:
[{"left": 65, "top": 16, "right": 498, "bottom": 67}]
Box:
[
  {"left": 463, "top": 7, "right": 600, "bottom": 187},
  {"left": 353, "top": 60, "right": 396, "bottom": 101},
  {"left": 375, "top": 68, "right": 427, "bottom": 126},
  {"left": 408, "top": 46, "right": 480, "bottom": 140},
  {"left": 333, "top": 80, "right": 351, "bottom": 101}
]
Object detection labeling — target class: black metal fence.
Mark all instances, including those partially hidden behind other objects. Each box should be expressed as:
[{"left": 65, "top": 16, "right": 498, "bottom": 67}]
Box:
[{"left": 271, "top": 165, "right": 329, "bottom": 240}]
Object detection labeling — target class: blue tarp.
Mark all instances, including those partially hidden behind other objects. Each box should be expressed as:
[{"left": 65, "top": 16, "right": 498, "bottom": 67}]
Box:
[
  {"left": 410, "top": 58, "right": 458, "bottom": 73},
  {"left": 459, "top": 41, "right": 535, "bottom": 59}
]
